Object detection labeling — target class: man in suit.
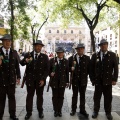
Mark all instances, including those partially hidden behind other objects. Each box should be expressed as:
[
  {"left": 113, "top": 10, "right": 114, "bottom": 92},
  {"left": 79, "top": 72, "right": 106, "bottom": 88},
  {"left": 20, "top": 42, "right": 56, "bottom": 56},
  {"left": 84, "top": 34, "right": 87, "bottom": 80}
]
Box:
[
  {"left": 90, "top": 39, "right": 118, "bottom": 120},
  {"left": 68, "top": 43, "right": 90, "bottom": 118},
  {"left": 49, "top": 47, "right": 69, "bottom": 117},
  {"left": 0, "top": 34, "right": 21, "bottom": 120},
  {"left": 20, "top": 40, "right": 49, "bottom": 120}
]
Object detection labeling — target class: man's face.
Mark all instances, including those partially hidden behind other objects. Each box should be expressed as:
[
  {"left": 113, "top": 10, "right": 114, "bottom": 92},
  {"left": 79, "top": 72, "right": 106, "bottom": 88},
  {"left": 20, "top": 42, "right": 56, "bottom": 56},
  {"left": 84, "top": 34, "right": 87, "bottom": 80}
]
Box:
[
  {"left": 100, "top": 43, "right": 108, "bottom": 52},
  {"left": 76, "top": 47, "right": 85, "bottom": 55},
  {"left": 2, "top": 39, "right": 12, "bottom": 49},
  {"left": 57, "top": 52, "right": 64, "bottom": 58},
  {"left": 34, "top": 44, "right": 43, "bottom": 53}
]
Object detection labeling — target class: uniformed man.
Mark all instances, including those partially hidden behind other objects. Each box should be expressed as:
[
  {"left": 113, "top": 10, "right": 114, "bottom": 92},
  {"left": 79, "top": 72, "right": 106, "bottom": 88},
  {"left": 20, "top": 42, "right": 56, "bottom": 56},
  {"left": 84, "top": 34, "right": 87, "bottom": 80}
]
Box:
[
  {"left": 49, "top": 47, "right": 69, "bottom": 117},
  {"left": 90, "top": 39, "right": 118, "bottom": 120},
  {"left": 20, "top": 40, "right": 49, "bottom": 120},
  {"left": 68, "top": 43, "right": 90, "bottom": 118},
  {"left": 0, "top": 34, "right": 21, "bottom": 120}
]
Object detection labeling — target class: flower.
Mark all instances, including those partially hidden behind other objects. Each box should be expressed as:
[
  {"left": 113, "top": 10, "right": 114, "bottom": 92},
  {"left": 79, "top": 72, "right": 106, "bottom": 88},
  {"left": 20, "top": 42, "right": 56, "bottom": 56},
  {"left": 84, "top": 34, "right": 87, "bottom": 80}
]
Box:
[{"left": 0, "top": 55, "right": 4, "bottom": 60}]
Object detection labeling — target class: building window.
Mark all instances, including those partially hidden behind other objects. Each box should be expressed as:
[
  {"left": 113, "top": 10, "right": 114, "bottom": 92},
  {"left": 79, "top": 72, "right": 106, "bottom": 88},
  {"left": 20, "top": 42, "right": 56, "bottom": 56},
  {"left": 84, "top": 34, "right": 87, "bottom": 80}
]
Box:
[
  {"left": 79, "top": 30, "right": 81, "bottom": 34},
  {"left": 71, "top": 30, "right": 73, "bottom": 34},
  {"left": 110, "top": 34, "right": 112, "bottom": 40},
  {"left": 57, "top": 30, "right": 59, "bottom": 33},
  {"left": 64, "top": 30, "right": 66, "bottom": 34},
  {"left": 115, "top": 34, "right": 117, "bottom": 39},
  {"left": 115, "top": 41, "right": 117, "bottom": 47},
  {"left": 110, "top": 42, "right": 112, "bottom": 46},
  {"left": 49, "top": 30, "right": 51, "bottom": 33}
]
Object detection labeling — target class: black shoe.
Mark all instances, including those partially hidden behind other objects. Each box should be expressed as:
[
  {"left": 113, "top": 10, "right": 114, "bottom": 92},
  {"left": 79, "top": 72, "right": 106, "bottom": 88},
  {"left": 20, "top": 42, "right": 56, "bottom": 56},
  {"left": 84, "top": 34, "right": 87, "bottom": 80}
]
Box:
[
  {"left": 92, "top": 112, "right": 98, "bottom": 118},
  {"left": 80, "top": 111, "right": 89, "bottom": 118},
  {"left": 54, "top": 111, "right": 58, "bottom": 117},
  {"left": 10, "top": 116, "right": 19, "bottom": 120},
  {"left": 70, "top": 111, "right": 76, "bottom": 116},
  {"left": 58, "top": 112, "right": 62, "bottom": 117},
  {"left": 106, "top": 114, "right": 113, "bottom": 120},
  {"left": 39, "top": 112, "right": 44, "bottom": 118},
  {"left": 25, "top": 114, "right": 31, "bottom": 120}
]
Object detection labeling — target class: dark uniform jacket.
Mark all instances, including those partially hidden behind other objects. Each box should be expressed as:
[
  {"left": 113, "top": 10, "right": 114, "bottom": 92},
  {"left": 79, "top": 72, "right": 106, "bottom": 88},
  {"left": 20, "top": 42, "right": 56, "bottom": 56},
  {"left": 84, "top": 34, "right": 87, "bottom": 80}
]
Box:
[
  {"left": 68, "top": 54, "right": 90, "bottom": 86},
  {"left": 20, "top": 51, "right": 49, "bottom": 86},
  {"left": 0, "top": 47, "right": 21, "bottom": 86},
  {"left": 49, "top": 57, "right": 69, "bottom": 88},
  {"left": 90, "top": 51, "right": 118, "bottom": 85}
]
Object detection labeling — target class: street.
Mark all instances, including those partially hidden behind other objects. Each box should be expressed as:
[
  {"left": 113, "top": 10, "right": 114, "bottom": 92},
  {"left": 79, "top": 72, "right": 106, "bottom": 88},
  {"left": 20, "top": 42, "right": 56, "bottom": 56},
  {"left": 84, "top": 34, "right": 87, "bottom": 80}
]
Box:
[{"left": 2, "top": 66, "right": 120, "bottom": 120}]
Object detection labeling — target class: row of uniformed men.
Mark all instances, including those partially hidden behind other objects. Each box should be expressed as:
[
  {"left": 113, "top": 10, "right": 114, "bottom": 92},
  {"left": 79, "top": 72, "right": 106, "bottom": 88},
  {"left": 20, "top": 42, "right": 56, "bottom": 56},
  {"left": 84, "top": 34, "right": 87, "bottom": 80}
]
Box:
[{"left": 0, "top": 34, "right": 118, "bottom": 120}]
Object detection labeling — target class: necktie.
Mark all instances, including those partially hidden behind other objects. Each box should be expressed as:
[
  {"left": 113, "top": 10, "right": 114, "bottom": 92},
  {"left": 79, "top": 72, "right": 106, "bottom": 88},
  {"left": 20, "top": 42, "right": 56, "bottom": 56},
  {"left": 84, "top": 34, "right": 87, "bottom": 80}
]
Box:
[
  {"left": 59, "top": 60, "right": 62, "bottom": 65},
  {"left": 6, "top": 50, "right": 9, "bottom": 59},
  {"left": 35, "top": 53, "right": 38, "bottom": 60},
  {"left": 102, "top": 53, "right": 105, "bottom": 61},
  {"left": 79, "top": 57, "right": 81, "bottom": 65}
]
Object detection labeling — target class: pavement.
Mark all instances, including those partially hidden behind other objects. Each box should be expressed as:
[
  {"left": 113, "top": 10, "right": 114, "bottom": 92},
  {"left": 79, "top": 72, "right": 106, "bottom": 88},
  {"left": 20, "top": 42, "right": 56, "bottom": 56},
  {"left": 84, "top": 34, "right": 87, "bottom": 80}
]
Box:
[{"left": 2, "top": 66, "right": 120, "bottom": 120}]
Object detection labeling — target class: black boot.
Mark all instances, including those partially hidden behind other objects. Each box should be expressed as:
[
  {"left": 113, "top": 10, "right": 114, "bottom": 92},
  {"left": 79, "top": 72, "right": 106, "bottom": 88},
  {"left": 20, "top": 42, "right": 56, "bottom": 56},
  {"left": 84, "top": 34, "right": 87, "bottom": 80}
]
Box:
[
  {"left": 80, "top": 111, "right": 89, "bottom": 118},
  {"left": 70, "top": 111, "right": 76, "bottom": 116},
  {"left": 25, "top": 114, "right": 31, "bottom": 120},
  {"left": 92, "top": 112, "right": 98, "bottom": 118},
  {"left": 39, "top": 112, "right": 44, "bottom": 118},
  {"left": 58, "top": 111, "right": 62, "bottom": 117},
  {"left": 54, "top": 111, "right": 58, "bottom": 117},
  {"left": 106, "top": 114, "right": 113, "bottom": 120}
]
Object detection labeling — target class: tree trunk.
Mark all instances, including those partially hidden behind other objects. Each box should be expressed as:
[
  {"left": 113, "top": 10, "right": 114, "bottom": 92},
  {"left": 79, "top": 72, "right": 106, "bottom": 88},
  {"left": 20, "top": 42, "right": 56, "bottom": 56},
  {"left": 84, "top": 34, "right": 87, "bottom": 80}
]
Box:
[
  {"left": 9, "top": 0, "right": 14, "bottom": 49},
  {"left": 90, "top": 30, "right": 95, "bottom": 53}
]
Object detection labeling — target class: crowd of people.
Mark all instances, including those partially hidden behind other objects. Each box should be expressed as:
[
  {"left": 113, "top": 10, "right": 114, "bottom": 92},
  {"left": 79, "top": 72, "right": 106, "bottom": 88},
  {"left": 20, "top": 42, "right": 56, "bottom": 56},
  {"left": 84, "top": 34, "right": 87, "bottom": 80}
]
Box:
[{"left": 0, "top": 34, "right": 119, "bottom": 120}]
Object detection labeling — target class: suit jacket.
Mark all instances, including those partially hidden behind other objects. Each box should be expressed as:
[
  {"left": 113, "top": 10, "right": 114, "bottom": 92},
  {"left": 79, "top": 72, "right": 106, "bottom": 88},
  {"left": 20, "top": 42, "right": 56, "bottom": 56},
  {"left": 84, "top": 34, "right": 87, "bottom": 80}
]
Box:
[
  {"left": 68, "top": 54, "right": 90, "bottom": 86},
  {"left": 0, "top": 47, "right": 21, "bottom": 86},
  {"left": 90, "top": 51, "right": 118, "bottom": 85},
  {"left": 49, "top": 57, "right": 69, "bottom": 88},
  {"left": 20, "top": 51, "right": 49, "bottom": 86}
]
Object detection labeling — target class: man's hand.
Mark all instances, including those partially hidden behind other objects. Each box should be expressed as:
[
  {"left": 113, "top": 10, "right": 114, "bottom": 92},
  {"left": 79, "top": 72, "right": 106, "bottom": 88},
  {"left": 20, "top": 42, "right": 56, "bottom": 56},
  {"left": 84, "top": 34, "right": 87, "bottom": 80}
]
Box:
[
  {"left": 51, "top": 72, "right": 55, "bottom": 77},
  {"left": 39, "top": 80, "right": 44, "bottom": 87},
  {"left": 71, "top": 67, "right": 75, "bottom": 71},
  {"left": 16, "top": 79, "right": 20, "bottom": 85},
  {"left": 25, "top": 58, "right": 30, "bottom": 63},
  {"left": 0, "top": 59, "right": 2, "bottom": 66},
  {"left": 66, "top": 83, "right": 69, "bottom": 88},
  {"left": 112, "top": 81, "right": 116, "bottom": 85}
]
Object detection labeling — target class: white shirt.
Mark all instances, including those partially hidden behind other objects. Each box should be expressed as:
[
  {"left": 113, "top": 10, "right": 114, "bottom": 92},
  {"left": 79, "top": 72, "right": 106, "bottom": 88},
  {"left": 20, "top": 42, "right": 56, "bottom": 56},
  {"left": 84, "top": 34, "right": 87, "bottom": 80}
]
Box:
[
  {"left": 100, "top": 51, "right": 108, "bottom": 61},
  {"left": 34, "top": 51, "right": 40, "bottom": 59},
  {"left": 76, "top": 54, "right": 83, "bottom": 64},
  {"left": 2, "top": 47, "right": 10, "bottom": 59}
]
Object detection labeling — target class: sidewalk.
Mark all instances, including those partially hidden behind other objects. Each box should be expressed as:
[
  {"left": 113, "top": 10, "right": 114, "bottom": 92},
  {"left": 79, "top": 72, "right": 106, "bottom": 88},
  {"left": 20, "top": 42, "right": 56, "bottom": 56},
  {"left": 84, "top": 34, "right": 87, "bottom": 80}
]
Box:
[{"left": 2, "top": 66, "right": 120, "bottom": 120}]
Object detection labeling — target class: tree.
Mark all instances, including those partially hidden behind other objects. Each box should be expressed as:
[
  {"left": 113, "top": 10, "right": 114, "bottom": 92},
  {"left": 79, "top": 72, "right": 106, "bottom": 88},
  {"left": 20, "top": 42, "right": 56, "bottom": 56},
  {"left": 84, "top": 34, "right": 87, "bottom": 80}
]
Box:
[
  {"left": 44, "top": 0, "right": 120, "bottom": 52},
  {"left": 113, "top": 0, "right": 120, "bottom": 4}
]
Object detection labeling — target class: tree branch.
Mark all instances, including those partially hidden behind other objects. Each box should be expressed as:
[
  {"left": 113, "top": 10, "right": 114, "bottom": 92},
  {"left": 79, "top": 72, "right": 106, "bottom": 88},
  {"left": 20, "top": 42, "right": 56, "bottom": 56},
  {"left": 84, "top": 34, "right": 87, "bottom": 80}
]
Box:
[{"left": 36, "top": 11, "right": 49, "bottom": 41}]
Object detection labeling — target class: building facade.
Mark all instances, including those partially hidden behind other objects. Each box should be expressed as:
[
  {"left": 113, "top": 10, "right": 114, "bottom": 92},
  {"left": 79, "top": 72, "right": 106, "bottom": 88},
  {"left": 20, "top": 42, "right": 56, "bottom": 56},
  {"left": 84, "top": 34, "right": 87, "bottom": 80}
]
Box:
[
  {"left": 95, "top": 27, "right": 120, "bottom": 56},
  {"left": 44, "top": 25, "right": 91, "bottom": 54}
]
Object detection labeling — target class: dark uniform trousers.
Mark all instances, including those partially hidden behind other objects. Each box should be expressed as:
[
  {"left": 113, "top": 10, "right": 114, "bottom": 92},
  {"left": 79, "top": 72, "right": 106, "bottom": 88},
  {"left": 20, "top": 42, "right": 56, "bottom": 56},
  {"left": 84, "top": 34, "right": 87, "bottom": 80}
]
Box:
[
  {"left": 26, "top": 82, "right": 44, "bottom": 115},
  {"left": 0, "top": 85, "right": 16, "bottom": 117},
  {"left": 52, "top": 87, "right": 65, "bottom": 112},
  {"left": 94, "top": 85, "right": 112, "bottom": 114},
  {"left": 72, "top": 84, "right": 87, "bottom": 112}
]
